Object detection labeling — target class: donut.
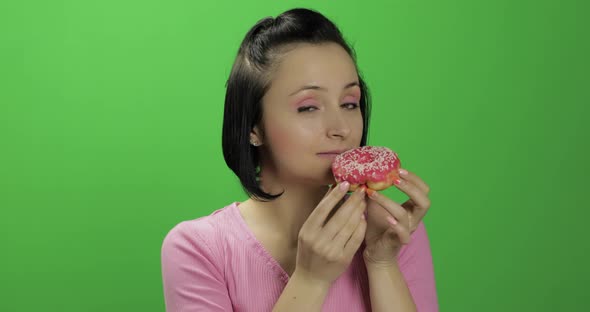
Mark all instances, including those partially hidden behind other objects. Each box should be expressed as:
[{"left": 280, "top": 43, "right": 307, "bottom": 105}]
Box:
[{"left": 331, "top": 146, "right": 402, "bottom": 192}]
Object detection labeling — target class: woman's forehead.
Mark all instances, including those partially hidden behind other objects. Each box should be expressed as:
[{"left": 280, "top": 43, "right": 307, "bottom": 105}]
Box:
[{"left": 268, "top": 44, "right": 358, "bottom": 94}]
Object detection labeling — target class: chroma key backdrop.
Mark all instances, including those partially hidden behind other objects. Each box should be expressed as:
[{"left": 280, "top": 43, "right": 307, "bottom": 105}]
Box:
[{"left": 0, "top": 0, "right": 588, "bottom": 311}]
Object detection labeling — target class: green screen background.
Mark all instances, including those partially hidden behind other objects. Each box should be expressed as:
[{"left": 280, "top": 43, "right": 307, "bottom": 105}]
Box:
[{"left": 1, "top": 0, "right": 588, "bottom": 311}]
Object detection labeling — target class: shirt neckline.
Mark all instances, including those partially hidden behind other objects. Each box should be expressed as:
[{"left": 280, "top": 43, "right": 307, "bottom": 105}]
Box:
[{"left": 229, "top": 202, "right": 291, "bottom": 284}]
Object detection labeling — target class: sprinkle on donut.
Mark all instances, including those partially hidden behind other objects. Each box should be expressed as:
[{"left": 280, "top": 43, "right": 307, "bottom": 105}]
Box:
[{"left": 331, "top": 146, "right": 401, "bottom": 191}]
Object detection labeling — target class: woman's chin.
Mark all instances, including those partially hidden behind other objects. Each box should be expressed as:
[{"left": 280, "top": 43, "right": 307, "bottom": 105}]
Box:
[{"left": 295, "top": 169, "right": 336, "bottom": 187}]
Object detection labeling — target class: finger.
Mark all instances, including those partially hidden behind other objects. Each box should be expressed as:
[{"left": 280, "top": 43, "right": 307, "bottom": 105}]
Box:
[
  {"left": 332, "top": 197, "right": 366, "bottom": 248},
  {"left": 398, "top": 168, "right": 430, "bottom": 194},
  {"left": 343, "top": 213, "right": 367, "bottom": 256},
  {"left": 400, "top": 199, "right": 426, "bottom": 234},
  {"left": 367, "top": 191, "right": 409, "bottom": 225},
  {"left": 321, "top": 184, "right": 333, "bottom": 199},
  {"left": 395, "top": 177, "right": 431, "bottom": 212},
  {"left": 322, "top": 186, "right": 366, "bottom": 239},
  {"left": 387, "top": 217, "right": 412, "bottom": 245},
  {"left": 393, "top": 172, "right": 431, "bottom": 227},
  {"left": 306, "top": 182, "right": 350, "bottom": 230}
]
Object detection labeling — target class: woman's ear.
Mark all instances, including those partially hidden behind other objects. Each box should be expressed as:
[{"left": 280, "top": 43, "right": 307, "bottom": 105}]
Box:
[{"left": 249, "top": 125, "right": 263, "bottom": 147}]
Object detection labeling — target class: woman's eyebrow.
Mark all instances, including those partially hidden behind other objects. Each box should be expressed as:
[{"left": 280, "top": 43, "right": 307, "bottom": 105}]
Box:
[{"left": 288, "top": 81, "right": 360, "bottom": 96}]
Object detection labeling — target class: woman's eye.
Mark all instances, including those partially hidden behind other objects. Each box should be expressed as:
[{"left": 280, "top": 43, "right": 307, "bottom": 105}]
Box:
[
  {"left": 297, "top": 106, "right": 318, "bottom": 113},
  {"left": 342, "top": 103, "right": 360, "bottom": 110}
]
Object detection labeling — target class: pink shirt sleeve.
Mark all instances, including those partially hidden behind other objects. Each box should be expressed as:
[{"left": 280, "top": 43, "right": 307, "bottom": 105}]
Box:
[
  {"left": 397, "top": 220, "right": 439, "bottom": 312},
  {"left": 161, "top": 221, "right": 233, "bottom": 312}
]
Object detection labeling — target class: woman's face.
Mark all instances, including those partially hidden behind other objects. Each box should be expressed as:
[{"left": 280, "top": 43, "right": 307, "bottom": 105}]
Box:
[{"left": 254, "top": 42, "right": 364, "bottom": 186}]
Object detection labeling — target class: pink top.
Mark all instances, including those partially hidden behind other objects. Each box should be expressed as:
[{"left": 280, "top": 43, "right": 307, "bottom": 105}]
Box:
[{"left": 161, "top": 202, "right": 439, "bottom": 311}]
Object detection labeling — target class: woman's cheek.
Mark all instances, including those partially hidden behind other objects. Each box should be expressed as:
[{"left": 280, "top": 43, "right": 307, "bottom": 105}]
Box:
[
  {"left": 265, "top": 123, "right": 294, "bottom": 154},
  {"left": 267, "top": 121, "right": 315, "bottom": 155}
]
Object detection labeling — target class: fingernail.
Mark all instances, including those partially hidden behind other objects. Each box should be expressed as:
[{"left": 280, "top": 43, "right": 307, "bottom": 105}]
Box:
[
  {"left": 387, "top": 216, "right": 398, "bottom": 225},
  {"left": 361, "top": 213, "right": 365, "bottom": 220},
  {"left": 339, "top": 181, "right": 350, "bottom": 191},
  {"left": 366, "top": 188, "right": 376, "bottom": 197},
  {"left": 357, "top": 186, "right": 366, "bottom": 198},
  {"left": 394, "top": 179, "right": 402, "bottom": 186},
  {"left": 399, "top": 169, "right": 408, "bottom": 176}
]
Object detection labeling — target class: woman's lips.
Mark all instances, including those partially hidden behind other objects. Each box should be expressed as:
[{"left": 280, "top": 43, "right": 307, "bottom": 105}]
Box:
[
  {"left": 317, "top": 149, "right": 350, "bottom": 159},
  {"left": 317, "top": 153, "right": 340, "bottom": 159}
]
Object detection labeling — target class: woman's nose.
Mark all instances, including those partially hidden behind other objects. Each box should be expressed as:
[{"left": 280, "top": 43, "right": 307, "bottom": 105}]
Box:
[{"left": 325, "top": 110, "right": 351, "bottom": 139}]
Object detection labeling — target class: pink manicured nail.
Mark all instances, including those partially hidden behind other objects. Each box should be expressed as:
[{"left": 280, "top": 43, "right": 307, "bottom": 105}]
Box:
[
  {"left": 399, "top": 169, "right": 408, "bottom": 176},
  {"left": 387, "top": 216, "right": 398, "bottom": 225},
  {"left": 339, "top": 181, "right": 350, "bottom": 191},
  {"left": 394, "top": 179, "right": 402, "bottom": 186}
]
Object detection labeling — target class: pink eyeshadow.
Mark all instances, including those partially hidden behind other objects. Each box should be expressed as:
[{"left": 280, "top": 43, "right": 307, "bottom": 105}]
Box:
[
  {"left": 292, "top": 97, "right": 316, "bottom": 108},
  {"left": 343, "top": 95, "right": 360, "bottom": 103}
]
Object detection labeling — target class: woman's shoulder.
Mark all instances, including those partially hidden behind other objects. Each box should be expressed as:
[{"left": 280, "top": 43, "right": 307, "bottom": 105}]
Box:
[
  {"left": 161, "top": 202, "right": 243, "bottom": 255},
  {"left": 162, "top": 202, "right": 246, "bottom": 256},
  {"left": 160, "top": 203, "right": 245, "bottom": 292}
]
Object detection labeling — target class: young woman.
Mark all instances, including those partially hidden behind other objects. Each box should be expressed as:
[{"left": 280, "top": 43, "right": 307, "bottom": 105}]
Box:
[{"left": 162, "top": 8, "right": 438, "bottom": 312}]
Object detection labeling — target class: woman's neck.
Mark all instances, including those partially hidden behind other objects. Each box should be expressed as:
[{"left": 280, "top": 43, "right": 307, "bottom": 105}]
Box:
[{"left": 243, "top": 174, "right": 331, "bottom": 247}]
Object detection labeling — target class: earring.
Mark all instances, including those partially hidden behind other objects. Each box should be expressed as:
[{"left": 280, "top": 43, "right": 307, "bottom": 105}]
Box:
[{"left": 250, "top": 138, "right": 261, "bottom": 146}]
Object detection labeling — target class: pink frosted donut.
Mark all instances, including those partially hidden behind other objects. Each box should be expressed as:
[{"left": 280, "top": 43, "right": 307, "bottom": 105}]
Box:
[{"left": 331, "top": 146, "right": 402, "bottom": 191}]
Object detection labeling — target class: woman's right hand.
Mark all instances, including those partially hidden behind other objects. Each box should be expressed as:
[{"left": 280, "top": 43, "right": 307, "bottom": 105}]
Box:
[{"left": 294, "top": 182, "right": 367, "bottom": 286}]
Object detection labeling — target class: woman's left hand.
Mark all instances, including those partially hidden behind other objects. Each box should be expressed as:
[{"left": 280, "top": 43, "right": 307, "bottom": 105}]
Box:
[{"left": 363, "top": 168, "right": 431, "bottom": 264}]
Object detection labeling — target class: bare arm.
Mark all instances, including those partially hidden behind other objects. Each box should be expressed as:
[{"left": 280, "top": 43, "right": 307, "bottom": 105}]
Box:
[
  {"left": 365, "top": 259, "right": 417, "bottom": 312},
  {"left": 272, "top": 270, "right": 331, "bottom": 312}
]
